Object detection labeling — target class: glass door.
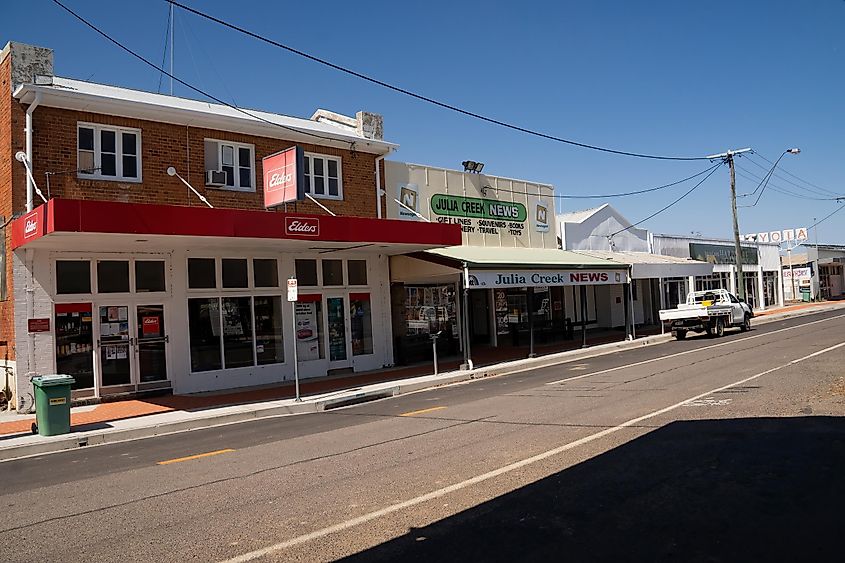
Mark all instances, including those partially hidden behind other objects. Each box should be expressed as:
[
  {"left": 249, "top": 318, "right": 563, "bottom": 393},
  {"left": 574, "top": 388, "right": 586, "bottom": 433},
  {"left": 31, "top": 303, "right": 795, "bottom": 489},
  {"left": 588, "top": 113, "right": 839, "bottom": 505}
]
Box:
[
  {"left": 326, "top": 296, "right": 350, "bottom": 368},
  {"left": 136, "top": 305, "right": 168, "bottom": 383},
  {"left": 98, "top": 305, "right": 132, "bottom": 387},
  {"left": 55, "top": 303, "right": 95, "bottom": 391}
]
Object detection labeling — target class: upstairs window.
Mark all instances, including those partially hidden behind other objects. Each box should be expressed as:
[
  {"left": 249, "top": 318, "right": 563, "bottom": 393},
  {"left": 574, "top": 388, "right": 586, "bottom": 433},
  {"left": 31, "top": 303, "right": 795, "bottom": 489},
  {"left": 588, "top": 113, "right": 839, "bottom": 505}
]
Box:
[
  {"left": 77, "top": 123, "right": 141, "bottom": 182},
  {"left": 303, "top": 153, "right": 342, "bottom": 199},
  {"left": 204, "top": 139, "right": 255, "bottom": 191}
]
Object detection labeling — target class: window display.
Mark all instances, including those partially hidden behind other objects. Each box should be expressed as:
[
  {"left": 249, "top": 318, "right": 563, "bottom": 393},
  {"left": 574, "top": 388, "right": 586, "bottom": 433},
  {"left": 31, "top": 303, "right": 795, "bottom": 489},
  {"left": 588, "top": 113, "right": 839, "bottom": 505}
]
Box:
[
  {"left": 222, "top": 297, "right": 253, "bottom": 368},
  {"left": 254, "top": 296, "right": 284, "bottom": 365},
  {"left": 295, "top": 298, "right": 324, "bottom": 361},
  {"left": 327, "top": 297, "right": 347, "bottom": 361},
  {"left": 188, "top": 297, "right": 222, "bottom": 372},
  {"left": 55, "top": 303, "right": 94, "bottom": 390},
  {"left": 350, "top": 294, "right": 373, "bottom": 356},
  {"left": 405, "top": 285, "right": 457, "bottom": 337}
]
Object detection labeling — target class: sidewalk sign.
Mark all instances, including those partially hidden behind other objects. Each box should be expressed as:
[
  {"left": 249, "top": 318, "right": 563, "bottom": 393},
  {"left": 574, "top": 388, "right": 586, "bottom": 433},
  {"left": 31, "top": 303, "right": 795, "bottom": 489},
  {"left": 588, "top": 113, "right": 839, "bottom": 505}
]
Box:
[{"left": 288, "top": 277, "right": 301, "bottom": 401}]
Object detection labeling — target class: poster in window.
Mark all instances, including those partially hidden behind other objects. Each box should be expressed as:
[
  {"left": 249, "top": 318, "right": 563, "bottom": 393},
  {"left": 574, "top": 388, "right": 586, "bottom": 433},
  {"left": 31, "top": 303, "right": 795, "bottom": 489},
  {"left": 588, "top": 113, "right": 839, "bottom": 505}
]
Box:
[{"left": 295, "top": 302, "right": 320, "bottom": 361}]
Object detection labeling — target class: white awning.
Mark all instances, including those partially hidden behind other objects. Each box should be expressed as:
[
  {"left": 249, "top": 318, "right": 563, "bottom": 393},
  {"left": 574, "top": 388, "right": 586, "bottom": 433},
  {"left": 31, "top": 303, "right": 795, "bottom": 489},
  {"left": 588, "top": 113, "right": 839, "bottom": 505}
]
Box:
[{"left": 571, "top": 250, "right": 714, "bottom": 279}]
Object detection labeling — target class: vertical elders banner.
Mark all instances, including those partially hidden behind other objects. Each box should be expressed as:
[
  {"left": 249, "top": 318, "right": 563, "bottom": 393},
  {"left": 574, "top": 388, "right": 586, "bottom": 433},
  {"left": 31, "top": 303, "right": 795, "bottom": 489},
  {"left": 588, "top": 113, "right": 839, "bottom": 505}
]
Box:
[{"left": 263, "top": 146, "right": 305, "bottom": 208}]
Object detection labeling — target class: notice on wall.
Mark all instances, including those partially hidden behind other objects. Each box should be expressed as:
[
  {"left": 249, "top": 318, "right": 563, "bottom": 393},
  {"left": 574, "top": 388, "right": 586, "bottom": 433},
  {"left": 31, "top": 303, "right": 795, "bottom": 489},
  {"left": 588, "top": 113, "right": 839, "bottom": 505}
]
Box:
[
  {"left": 495, "top": 289, "right": 510, "bottom": 335},
  {"left": 295, "top": 302, "right": 320, "bottom": 361}
]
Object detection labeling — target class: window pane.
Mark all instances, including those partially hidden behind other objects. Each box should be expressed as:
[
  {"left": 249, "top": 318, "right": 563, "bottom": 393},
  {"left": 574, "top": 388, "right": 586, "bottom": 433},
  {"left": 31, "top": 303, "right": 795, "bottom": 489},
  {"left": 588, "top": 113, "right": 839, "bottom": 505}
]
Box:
[
  {"left": 123, "top": 155, "right": 138, "bottom": 178},
  {"left": 189, "top": 297, "right": 222, "bottom": 372},
  {"left": 56, "top": 260, "right": 91, "bottom": 294},
  {"left": 303, "top": 173, "right": 312, "bottom": 193},
  {"left": 347, "top": 260, "right": 368, "bottom": 285},
  {"left": 328, "top": 178, "right": 339, "bottom": 196},
  {"left": 238, "top": 147, "right": 251, "bottom": 167},
  {"left": 101, "top": 130, "right": 116, "bottom": 153},
  {"left": 303, "top": 157, "right": 310, "bottom": 174},
  {"left": 239, "top": 167, "right": 251, "bottom": 188},
  {"left": 253, "top": 259, "right": 278, "bottom": 287},
  {"left": 222, "top": 259, "right": 248, "bottom": 288},
  {"left": 122, "top": 133, "right": 137, "bottom": 155},
  {"left": 313, "top": 157, "right": 324, "bottom": 176},
  {"left": 78, "top": 150, "right": 95, "bottom": 174},
  {"left": 351, "top": 296, "right": 373, "bottom": 356},
  {"left": 255, "top": 296, "right": 284, "bottom": 365},
  {"left": 314, "top": 176, "right": 325, "bottom": 195},
  {"left": 222, "top": 145, "right": 234, "bottom": 166},
  {"left": 328, "top": 159, "right": 338, "bottom": 178},
  {"left": 101, "top": 153, "right": 116, "bottom": 176},
  {"left": 78, "top": 127, "right": 94, "bottom": 150},
  {"left": 295, "top": 259, "right": 318, "bottom": 286},
  {"left": 223, "top": 165, "right": 235, "bottom": 186},
  {"left": 97, "top": 260, "right": 130, "bottom": 293},
  {"left": 135, "top": 261, "right": 166, "bottom": 292},
  {"left": 222, "top": 297, "right": 253, "bottom": 368},
  {"left": 295, "top": 300, "right": 324, "bottom": 360},
  {"left": 188, "top": 258, "right": 216, "bottom": 289},
  {"left": 322, "top": 260, "right": 343, "bottom": 286}
]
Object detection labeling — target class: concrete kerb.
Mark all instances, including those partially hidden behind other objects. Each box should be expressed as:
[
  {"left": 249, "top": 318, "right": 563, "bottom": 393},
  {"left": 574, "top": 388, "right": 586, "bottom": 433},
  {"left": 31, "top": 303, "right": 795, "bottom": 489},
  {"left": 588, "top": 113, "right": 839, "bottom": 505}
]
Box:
[{"left": 1, "top": 303, "right": 842, "bottom": 462}]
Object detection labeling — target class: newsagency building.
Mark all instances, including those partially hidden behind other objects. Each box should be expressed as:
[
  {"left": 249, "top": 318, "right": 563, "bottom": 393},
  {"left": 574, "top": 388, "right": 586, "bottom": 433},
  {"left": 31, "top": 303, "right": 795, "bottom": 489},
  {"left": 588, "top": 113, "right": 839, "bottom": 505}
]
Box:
[{"left": 384, "top": 161, "right": 631, "bottom": 368}]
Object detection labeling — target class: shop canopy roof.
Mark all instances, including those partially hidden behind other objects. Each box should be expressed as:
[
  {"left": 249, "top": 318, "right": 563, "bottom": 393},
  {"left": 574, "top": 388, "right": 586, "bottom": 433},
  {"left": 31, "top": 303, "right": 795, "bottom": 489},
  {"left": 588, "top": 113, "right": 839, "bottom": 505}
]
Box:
[
  {"left": 423, "top": 246, "right": 629, "bottom": 270},
  {"left": 571, "top": 250, "right": 713, "bottom": 279}
]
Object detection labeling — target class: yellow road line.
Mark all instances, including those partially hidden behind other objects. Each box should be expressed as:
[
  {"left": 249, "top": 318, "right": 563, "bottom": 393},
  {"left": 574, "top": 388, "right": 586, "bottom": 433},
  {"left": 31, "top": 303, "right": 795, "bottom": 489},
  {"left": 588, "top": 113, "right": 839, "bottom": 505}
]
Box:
[
  {"left": 157, "top": 448, "right": 235, "bottom": 465},
  {"left": 399, "top": 406, "right": 446, "bottom": 417}
]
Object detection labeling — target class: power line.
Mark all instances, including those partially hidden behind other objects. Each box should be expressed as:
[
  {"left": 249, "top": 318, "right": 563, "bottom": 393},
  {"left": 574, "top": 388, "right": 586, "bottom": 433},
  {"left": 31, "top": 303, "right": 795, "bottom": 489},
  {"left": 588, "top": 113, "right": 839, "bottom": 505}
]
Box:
[
  {"left": 744, "top": 154, "right": 843, "bottom": 198},
  {"left": 610, "top": 162, "right": 723, "bottom": 237},
  {"left": 809, "top": 202, "right": 845, "bottom": 230},
  {"left": 749, "top": 152, "right": 843, "bottom": 197},
  {"left": 167, "top": 0, "right": 713, "bottom": 162},
  {"left": 52, "top": 0, "right": 358, "bottom": 147},
  {"left": 486, "top": 164, "right": 721, "bottom": 200},
  {"left": 156, "top": 4, "right": 171, "bottom": 93},
  {"left": 735, "top": 167, "right": 842, "bottom": 202}
]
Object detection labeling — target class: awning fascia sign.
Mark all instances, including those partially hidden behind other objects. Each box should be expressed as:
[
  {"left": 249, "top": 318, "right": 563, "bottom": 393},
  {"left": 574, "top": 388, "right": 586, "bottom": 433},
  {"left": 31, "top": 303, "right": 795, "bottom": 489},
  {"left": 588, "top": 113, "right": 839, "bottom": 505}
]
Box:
[{"left": 468, "top": 269, "right": 629, "bottom": 289}]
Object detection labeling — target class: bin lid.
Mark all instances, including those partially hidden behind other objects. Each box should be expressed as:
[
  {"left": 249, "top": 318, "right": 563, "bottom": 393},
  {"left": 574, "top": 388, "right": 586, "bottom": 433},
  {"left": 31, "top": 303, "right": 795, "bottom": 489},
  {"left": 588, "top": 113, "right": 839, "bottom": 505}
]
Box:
[{"left": 31, "top": 374, "right": 76, "bottom": 387}]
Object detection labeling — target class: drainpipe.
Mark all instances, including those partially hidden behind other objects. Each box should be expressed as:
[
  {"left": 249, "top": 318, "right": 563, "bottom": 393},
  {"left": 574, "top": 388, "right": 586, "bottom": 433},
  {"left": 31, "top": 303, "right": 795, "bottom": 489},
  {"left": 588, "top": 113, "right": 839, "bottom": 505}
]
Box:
[
  {"left": 375, "top": 154, "right": 386, "bottom": 219},
  {"left": 25, "top": 92, "right": 43, "bottom": 212}
]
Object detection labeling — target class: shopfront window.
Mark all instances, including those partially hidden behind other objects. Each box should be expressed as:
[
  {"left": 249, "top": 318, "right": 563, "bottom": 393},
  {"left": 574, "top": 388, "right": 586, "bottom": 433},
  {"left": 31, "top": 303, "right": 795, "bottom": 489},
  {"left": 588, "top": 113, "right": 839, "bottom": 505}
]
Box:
[
  {"left": 253, "top": 259, "right": 279, "bottom": 288},
  {"left": 405, "top": 285, "right": 457, "bottom": 337},
  {"left": 295, "top": 259, "right": 318, "bottom": 286},
  {"left": 347, "top": 260, "right": 368, "bottom": 286},
  {"left": 56, "top": 260, "right": 92, "bottom": 294},
  {"left": 322, "top": 260, "right": 344, "bottom": 286},
  {"left": 254, "top": 296, "right": 284, "bottom": 365},
  {"left": 222, "top": 297, "right": 253, "bottom": 368},
  {"left": 350, "top": 294, "right": 373, "bottom": 356},
  {"left": 188, "top": 258, "right": 217, "bottom": 289},
  {"left": 188, "top": 297, "right": 222, "bottom": 372},
  {"left": 55, "top": 303, "right": 94, "bottom": 390},
  {"left": 222, "top": 259, "right": 248, "bottom": 289},
  {"left": 135, "top": 260, "right": 166, "bottom": 292},
  {"left": 97, "top": 260, "right": 130, "bottom": 293}
]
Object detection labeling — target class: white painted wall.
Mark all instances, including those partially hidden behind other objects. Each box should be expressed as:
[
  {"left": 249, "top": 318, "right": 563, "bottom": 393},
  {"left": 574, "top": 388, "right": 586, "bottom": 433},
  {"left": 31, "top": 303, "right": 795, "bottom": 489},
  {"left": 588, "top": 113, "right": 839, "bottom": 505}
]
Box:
[{"left": 558, "top": 205, "right": 649, "bottom": 252}]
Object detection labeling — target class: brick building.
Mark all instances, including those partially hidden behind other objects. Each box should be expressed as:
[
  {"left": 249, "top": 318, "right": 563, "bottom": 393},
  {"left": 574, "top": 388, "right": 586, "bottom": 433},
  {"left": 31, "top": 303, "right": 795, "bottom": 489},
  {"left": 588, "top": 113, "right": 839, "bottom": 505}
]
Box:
[{"left": 0, "top": 41, "right": 459, "bottom": 410}]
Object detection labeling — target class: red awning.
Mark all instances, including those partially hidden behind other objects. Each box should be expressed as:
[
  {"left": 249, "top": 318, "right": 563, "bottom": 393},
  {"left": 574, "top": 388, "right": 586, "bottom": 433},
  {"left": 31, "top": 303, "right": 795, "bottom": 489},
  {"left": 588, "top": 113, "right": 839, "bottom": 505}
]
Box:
[{"left": 11, "top": 199, "right": 461, "bottom": 252}]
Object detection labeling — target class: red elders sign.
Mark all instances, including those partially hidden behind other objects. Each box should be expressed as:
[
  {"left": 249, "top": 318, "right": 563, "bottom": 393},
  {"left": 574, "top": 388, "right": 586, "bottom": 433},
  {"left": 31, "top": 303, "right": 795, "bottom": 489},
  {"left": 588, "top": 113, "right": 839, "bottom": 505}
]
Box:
[{"left": 262, "top": 146, "right": 305, "bottom": 208}]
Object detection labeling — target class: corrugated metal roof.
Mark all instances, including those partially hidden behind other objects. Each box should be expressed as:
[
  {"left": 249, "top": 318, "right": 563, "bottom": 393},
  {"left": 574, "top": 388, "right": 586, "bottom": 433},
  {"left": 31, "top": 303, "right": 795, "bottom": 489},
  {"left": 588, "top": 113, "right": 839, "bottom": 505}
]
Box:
[
  {"left": 557, "top": 204, "right": 608, "bottom": 224},
  {"left": 425, "top": 246, "right": 628, "bottom": 269}
]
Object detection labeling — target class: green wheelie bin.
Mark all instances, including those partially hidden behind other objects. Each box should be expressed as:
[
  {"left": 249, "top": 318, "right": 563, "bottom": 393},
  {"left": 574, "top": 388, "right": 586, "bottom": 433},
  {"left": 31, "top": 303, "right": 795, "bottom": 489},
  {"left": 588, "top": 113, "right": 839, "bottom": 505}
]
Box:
[{"left": 31, "top": 375, "right": 75, "bottom": 436}]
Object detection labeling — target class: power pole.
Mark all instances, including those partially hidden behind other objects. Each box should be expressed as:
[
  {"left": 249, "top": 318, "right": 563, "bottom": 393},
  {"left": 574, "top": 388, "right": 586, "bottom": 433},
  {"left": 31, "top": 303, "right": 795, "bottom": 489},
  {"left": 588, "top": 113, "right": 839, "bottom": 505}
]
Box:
[{"left": 707, "top": 148, "right": 752, "bottom": 301}]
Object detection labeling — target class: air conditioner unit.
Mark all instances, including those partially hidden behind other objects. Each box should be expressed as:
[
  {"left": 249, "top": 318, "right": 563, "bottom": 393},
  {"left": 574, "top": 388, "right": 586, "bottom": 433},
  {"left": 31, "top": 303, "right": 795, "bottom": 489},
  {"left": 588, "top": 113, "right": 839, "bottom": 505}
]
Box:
[{"left": 206, "top": 169, "right": 227, "bottom": 187}]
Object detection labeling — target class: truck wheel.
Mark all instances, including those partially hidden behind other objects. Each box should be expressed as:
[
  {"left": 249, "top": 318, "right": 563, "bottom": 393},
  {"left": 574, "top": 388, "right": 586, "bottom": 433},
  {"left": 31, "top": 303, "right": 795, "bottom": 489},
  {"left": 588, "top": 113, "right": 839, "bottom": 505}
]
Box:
[
  {"left": 704, "top": 324, "right": 713, "bottom": 336},
  {"left": 715, "top": 318, "right": 725, "bottom": 337},
  {"left": 673, "top": 329, "right": 687, "bottom": 340},
  {"left": 740, "top": 314, "right": 751, "bottom": 332}
]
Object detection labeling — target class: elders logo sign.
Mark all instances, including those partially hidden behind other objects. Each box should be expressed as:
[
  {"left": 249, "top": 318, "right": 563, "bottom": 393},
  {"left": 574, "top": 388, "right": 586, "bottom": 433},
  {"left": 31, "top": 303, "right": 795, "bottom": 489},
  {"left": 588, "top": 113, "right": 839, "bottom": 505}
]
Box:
[
  {"left": 285, "top": 217, "right": 320, "bottom": 237},
  {"left": 23, "top": 211, "right": 39, "bottom": 239},
  {"left": 263, "top": 146, "right": 305, "bottom": 208}
]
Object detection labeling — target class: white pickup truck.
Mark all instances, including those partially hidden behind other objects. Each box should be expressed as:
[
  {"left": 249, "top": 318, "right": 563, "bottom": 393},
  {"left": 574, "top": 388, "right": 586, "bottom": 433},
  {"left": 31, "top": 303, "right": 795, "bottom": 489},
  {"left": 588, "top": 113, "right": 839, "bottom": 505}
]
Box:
[{"left": 659, "top": 289, "right": 753, "bottom": 340}]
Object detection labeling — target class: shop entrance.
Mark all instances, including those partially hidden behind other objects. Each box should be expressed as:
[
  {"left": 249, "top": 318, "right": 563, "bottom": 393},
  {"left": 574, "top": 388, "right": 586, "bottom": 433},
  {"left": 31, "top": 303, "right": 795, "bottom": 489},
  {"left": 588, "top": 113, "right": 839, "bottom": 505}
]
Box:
[
  {"left": 469, "top": 290, "right": 490, "bottom": 344},
  {"left": 97, "top": 303, "right": 170, "bottom": 391},
  {"left": 325, "top": 295, "right": 351, "bottom": 370}
]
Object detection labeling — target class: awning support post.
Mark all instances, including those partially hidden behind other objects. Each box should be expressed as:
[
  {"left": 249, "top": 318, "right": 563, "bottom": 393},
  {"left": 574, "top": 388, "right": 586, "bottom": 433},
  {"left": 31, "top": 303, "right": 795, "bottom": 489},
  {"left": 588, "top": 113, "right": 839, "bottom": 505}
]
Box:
[
  {"left": 527, "top": 286, "right": 536, "bottom": 358},
  {"left": 580, "top": 285, "right": 588, "bottom": 348},
  {"left": 628, "top": 266, "right": 636, "bottom": 340},
  {"left": 461, "top": 263, "right": 473, "bottom": 371}
]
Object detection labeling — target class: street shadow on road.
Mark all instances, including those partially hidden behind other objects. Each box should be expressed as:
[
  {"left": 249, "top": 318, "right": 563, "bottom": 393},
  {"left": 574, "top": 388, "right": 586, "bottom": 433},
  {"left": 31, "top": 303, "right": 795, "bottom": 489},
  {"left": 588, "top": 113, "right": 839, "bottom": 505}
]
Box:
[{"left": 340, "top": 416, "right": 845, "bottom": 563}]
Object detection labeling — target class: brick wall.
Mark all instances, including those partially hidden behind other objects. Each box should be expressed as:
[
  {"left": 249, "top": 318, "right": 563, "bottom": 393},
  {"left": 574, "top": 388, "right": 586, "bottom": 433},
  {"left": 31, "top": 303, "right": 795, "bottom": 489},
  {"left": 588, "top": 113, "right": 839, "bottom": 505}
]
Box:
[{"left": 29, "top": 106, "right": 383, "bottom": 217}]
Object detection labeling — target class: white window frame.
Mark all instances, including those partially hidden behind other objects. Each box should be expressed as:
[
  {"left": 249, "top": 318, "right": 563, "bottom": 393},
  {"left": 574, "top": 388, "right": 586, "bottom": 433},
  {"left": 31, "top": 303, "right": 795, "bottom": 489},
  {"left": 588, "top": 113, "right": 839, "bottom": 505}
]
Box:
[
  {"left": 205, "top": 138, "right": 256, "bottom": 192},
  {"left": 77, "top": 122, "right": 142, "bottom": 183},
  {"left": 303, "top": 152, "right": 343, "bottom": 200}
]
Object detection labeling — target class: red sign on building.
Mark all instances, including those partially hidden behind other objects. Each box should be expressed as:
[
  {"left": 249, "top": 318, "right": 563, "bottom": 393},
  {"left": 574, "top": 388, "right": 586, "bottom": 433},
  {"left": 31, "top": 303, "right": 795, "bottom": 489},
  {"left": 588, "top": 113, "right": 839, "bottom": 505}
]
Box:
[
  {"left": 142, "top": 316, "right": 161, "bottom": 337},
  {"left": 27, "top": 318, "right": 51, "bottom": 333},
  {"left": 262, "top": 146, "right": 305, "bottom": 208},
  {"left": 285, "top": 217, "right": 320, "bottom": 237}
]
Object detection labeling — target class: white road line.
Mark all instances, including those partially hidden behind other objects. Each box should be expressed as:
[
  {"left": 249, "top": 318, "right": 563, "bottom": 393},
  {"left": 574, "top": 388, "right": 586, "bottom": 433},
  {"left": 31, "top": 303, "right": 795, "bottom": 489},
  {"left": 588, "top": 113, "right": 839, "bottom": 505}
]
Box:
[
  {"left": 220, "top": 339, "right": 845, "bottom": 563},
  {"left": 544, "top": 313, "right": 845, "bottom": 386}
]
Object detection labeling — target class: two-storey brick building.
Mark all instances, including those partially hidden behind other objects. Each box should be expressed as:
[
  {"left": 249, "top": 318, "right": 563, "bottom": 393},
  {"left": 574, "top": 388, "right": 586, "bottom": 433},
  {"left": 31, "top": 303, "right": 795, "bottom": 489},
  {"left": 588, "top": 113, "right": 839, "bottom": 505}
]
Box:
[{"left": 0, "top": 41, "right": 459, "bottom": 410}]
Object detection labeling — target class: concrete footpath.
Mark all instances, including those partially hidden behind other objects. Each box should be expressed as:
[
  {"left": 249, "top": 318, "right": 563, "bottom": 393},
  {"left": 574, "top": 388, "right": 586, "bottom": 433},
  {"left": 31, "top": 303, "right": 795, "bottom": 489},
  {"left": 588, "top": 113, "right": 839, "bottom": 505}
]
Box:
[{"left": 1, "top": 300, "right": 841, "bottom": 461}]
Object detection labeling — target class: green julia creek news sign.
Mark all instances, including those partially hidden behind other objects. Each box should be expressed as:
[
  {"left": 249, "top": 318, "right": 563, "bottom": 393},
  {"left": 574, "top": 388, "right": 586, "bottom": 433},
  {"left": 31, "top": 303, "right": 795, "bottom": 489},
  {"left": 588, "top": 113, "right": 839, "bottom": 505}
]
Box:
[{"left": 430, "top": 194, "right": 528, "bottom": 222}]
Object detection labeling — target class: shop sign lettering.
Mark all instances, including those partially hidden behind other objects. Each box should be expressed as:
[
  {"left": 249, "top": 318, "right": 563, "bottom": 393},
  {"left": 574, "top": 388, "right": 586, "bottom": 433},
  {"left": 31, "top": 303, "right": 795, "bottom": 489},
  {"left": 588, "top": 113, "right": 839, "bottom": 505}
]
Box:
[
  {"left": 431, "top": 194, "right": 527, "bottom": 222},
  {"left": 469, "top": 269, "right": 625, "bottom": 288},
  {"left": 285, "top": 217, "right": 320, "bottom": 237}
]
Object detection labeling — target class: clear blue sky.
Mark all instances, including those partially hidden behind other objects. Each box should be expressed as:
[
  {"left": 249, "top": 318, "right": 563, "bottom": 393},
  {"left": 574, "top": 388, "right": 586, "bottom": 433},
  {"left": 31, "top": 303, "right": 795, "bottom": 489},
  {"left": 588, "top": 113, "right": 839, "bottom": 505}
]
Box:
[{"left": 4, "top": 0, "right": 844, "bottom": 242}]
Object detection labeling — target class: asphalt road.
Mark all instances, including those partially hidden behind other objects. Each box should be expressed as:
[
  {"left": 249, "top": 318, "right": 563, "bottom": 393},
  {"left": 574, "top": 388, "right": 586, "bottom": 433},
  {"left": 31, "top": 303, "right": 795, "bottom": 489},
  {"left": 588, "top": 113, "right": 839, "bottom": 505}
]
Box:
[{"left": 1, "top": 310, "right": 844, "bottom": 562}]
